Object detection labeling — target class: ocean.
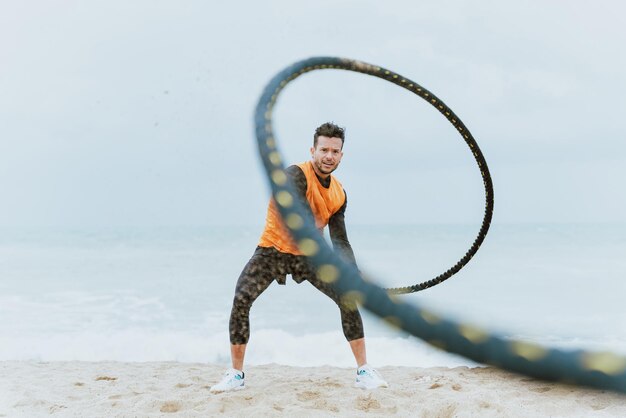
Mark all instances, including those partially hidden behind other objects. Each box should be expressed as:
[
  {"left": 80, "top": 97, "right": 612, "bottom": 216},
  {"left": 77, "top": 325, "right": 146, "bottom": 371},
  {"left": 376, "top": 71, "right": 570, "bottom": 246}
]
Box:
[{"left": 1, "top": 223, "right": 624, "bottom": 368}]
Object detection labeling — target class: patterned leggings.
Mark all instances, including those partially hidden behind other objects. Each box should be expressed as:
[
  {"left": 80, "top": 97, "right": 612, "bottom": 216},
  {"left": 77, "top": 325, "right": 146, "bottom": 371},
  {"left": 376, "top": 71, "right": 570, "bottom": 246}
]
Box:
[{"left": 229, "top": 247, "right": 364, "bottom": 345}]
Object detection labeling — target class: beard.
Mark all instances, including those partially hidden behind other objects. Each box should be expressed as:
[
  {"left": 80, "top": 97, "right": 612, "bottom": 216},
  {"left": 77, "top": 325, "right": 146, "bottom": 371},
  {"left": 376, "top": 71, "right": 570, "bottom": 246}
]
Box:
[{"left": 315, "top": 160, "right": 338, "bottom": 175}]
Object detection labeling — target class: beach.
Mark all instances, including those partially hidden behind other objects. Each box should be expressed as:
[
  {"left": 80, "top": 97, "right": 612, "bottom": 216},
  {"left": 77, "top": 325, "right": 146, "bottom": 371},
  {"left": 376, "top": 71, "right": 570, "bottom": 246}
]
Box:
[
  {"left": 1, "top": 225, "right": 625, "bottom": 416},
  {"left": 1, "top": 361, "right": 624, "bottom": 417}
]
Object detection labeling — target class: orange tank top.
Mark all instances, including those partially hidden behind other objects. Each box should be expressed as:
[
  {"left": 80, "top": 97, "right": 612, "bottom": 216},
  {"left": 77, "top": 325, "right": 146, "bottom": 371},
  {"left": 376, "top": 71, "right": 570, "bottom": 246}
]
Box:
[{"left": 258, "top": 161, "right": 346, "bottom": 255}]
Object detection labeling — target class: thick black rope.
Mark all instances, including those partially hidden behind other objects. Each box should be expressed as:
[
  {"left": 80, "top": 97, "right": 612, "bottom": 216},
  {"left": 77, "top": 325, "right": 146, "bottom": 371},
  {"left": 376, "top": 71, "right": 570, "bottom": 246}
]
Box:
[{"left": 254, "top": 56, "right": 626, "bottom": 393}]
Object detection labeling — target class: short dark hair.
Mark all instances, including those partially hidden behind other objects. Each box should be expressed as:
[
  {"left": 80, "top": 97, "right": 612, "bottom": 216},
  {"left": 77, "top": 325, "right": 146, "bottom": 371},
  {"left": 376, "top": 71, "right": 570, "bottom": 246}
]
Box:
[{"left": 313, "top": 122, "right": 345, "bottom": 148}]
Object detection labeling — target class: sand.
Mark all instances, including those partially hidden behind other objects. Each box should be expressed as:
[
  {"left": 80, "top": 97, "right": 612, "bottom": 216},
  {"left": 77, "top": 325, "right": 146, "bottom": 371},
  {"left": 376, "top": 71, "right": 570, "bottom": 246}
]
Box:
[{"left": 1, "top": 361, "right": 624, "bottom": 417}]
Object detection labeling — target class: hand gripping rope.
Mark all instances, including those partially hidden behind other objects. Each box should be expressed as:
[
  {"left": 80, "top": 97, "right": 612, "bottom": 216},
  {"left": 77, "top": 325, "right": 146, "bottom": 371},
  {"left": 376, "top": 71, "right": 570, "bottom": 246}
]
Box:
[{"left": 254, "top": 56, "right": 626, "bottom": 393}]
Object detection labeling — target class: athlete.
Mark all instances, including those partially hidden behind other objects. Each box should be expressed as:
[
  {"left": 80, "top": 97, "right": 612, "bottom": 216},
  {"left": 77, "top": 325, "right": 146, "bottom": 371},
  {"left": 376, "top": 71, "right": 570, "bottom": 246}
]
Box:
[{"left": 210, "top": 122, "right": 387, "bottom": 392}]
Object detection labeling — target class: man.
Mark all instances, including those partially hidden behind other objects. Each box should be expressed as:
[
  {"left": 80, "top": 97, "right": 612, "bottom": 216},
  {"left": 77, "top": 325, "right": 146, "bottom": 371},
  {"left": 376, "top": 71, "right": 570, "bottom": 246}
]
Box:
[{"left": 210, "top": 122, "right": 387, "bottom": 392}]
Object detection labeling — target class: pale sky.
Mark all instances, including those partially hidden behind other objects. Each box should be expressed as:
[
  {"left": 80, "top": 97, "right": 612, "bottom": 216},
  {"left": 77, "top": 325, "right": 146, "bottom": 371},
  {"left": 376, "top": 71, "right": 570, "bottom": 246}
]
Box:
[{"left": 1, "top": 0, "right": 625, "bottom": 227}]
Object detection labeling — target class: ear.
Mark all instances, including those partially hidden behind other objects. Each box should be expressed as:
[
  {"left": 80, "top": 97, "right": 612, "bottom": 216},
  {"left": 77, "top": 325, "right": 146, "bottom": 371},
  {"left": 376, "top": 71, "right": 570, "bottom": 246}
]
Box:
[{"left": 310, "top": 146, "right": 315, "bottom": 158}]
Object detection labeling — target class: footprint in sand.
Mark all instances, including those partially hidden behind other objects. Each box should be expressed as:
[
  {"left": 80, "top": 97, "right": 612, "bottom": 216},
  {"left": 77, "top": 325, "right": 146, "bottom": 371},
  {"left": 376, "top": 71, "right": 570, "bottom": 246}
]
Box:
[
  {"left": 296, "top": 390, "right": 321, "bottom": 401},
  {"left": 160, "top": 401, "right": 182, "bottom": 413},
  {"left": 355, "top": 395, "right": 381, "bottom": 412},
  {"left": 296, "top": 391, "right": 338, "bottom": 412},
  {"left": 320, "top": 380, "right": 342, "bottom": 388}
]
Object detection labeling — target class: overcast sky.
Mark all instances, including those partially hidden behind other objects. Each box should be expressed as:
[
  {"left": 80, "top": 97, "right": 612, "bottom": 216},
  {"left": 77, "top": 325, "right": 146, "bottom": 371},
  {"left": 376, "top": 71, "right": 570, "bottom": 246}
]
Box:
[{"left": 1, "top": 0, "right": 625, "bottom": 228}]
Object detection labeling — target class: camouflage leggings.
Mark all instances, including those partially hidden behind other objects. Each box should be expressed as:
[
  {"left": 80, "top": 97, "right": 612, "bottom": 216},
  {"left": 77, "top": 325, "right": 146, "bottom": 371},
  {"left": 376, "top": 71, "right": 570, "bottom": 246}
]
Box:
[{"left": 229, "top": 246, "right": 364, "bottom": 344}]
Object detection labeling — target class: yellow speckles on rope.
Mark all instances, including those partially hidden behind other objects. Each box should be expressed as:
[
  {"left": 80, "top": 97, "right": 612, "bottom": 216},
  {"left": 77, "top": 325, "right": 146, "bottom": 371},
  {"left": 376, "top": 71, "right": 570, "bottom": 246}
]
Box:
[
  {"left": 316, "top": 264, "right": 339, "bottom": 283},
  {"left": 383, "top": 316, "right": 402, "bottom": 330},
  {"left": 452, "top": 119, "right": 457, "bottom": 124},
  {"left": 384, "top": 70, "right": 390, "bottom": 75},
  {"left": 401, "top": 79, "right": 406, "bottom": 83},
  {"left": 341, "top": 290, "right": 365, "bottom": 306},
  {"left": 458, "top": 324, "right": 489, "bottom": 344},
  {"left": 419, "top": 310, "right": 441, "bottom": 325},
  {"left": 388, "top": 293, "right": 401, "bottom": 304},
  {"left": 266, "top": 137, "right": 276, "bottom": 148},
  {"left": 268, "top": 151, "right": 281, "bottom": 166},
  {"left": 581, "top": 352, "right": 626, "bottom": 375},
  {"left": 271, "top": 169, "right": 287, "bottom": 185},
  {"left": 297, "top": 238, "right": 318, "bottom": 256},
  {"left": 275, "top": 191, "right": 293, "bottom": 208},
  {"left": 510, "top": 341, "right": 548, "bottom": 362},
  {"left": 408, "top": 83, "right": 413, "bottom": 88},
  {"left": 285, "top": 213, "right": 304, "bottom": 230},
  {"left": 431, "top": 98, "right": 436, "bottom": 104}
]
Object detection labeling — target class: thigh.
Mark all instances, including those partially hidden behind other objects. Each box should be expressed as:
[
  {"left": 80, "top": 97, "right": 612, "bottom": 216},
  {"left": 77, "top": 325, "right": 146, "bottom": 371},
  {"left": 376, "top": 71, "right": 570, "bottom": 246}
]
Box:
[
  {"left": 233, "top": 251, "right": 277, "bottom": 302},
  {"left": 306, "top": 269, "right": 359, "bottom": 311},
  {"left": 306, "top": 273, "right": 344, "bottom": 306}
]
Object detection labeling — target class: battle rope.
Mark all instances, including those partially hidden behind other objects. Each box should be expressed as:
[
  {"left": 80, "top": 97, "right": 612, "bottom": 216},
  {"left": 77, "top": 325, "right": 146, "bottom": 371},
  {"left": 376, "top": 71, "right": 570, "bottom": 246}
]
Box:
[
  {"left": 254, "top": 56, "right": 626, "bottom": 393},
  {"left": 264, "top": 56, "right": 492, "bottom": 294}
]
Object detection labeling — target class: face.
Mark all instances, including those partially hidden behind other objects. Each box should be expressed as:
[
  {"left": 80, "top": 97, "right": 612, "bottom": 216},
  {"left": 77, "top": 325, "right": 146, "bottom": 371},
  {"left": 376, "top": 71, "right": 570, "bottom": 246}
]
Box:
[{"left": 310, "top": 136, "right": 344, "bottom": 177}]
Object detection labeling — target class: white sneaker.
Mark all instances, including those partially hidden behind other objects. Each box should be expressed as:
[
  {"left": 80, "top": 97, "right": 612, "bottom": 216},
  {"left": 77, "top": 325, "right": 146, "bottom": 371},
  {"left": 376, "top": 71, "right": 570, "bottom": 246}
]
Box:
[
  {"left": 210, "top": 368, "right": 245, "bottom": 393},
  {"left": 355, "top": 364, "right": 388, "bottom": 389}
]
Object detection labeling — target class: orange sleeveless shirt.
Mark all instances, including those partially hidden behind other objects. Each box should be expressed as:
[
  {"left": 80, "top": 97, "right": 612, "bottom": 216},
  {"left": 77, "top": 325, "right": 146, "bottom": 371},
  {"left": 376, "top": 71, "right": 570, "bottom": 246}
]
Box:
[{"left": 258, "top": 161, "right": 346, "bottom": 255}]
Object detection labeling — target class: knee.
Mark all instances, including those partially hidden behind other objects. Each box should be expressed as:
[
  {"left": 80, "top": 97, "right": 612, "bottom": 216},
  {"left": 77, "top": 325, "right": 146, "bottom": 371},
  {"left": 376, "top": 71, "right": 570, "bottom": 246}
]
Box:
[
  {"left": 339, "top": 297, "right": 359, "bottom": 313},
  {"left": 231, "top": 293, "right": 253, "bottom": 313}
]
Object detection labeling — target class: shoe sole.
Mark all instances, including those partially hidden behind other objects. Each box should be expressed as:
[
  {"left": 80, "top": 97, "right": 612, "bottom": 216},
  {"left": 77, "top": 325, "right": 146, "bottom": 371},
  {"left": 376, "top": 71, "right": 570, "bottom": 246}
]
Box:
[
  {"left": 355, "top": 383, "right": 388, "bottom": 389},
  {"left": 210, "top": 384, "right": 246, "bottom": 393}
]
